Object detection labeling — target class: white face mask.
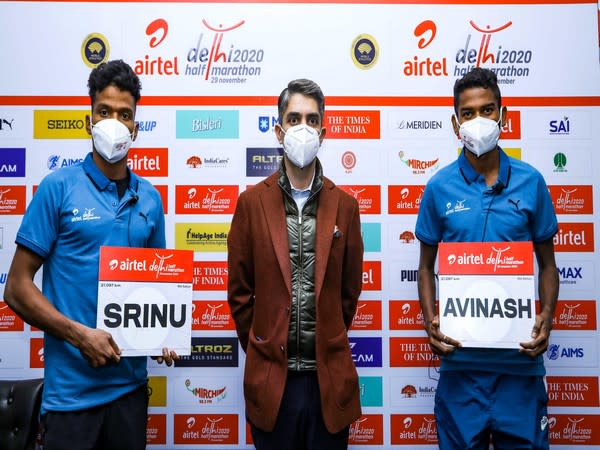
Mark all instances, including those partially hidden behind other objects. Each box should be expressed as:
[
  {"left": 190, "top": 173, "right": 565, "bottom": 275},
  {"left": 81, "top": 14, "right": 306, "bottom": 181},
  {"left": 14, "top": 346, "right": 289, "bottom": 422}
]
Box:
[
  {"left": 281, "top": 124, "right": 321, "bottom": 169},
  {"left": 459, "top": 112, "right": 502, "bottom": 158},
  {"left": 90, "top": 118, "right": 134, "bottom": 163}
]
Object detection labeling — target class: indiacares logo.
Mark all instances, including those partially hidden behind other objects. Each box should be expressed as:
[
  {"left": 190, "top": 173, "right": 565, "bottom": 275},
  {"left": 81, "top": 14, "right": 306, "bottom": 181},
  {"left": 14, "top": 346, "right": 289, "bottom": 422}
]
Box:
[
  {"left": 454, "top": 20, "right": 532, "bottom": 84},
  {"left": 402, "top": 20, "right": 448, "bottom": 77}
]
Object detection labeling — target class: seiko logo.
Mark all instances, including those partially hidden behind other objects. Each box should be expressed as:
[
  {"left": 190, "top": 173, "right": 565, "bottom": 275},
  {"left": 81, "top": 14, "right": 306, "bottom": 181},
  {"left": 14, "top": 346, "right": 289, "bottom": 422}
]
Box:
[{"left": 47, "top": 119, "right": 84, "bottom": 129}]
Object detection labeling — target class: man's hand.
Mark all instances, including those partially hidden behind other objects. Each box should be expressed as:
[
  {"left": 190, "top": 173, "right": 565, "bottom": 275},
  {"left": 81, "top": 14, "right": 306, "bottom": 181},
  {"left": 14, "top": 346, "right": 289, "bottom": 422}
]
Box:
[
  {"left": 74, "top": 326, "right": 121, "bottom": 368},
  {"left": 520, "top": 313, "right": 552, "bottom": 358},
  {"left": 151, "top": 348, "right": 179, "bottom": 367},
  {"left": 425, "top": 315, "right": 461, "bottom": 355}
]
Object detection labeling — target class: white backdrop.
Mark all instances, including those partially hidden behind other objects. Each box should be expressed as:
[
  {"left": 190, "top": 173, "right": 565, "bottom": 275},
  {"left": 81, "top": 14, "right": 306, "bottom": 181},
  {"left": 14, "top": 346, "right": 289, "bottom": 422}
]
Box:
[{"left": 0, "top": 1, "right": 599, "bottom": 448}]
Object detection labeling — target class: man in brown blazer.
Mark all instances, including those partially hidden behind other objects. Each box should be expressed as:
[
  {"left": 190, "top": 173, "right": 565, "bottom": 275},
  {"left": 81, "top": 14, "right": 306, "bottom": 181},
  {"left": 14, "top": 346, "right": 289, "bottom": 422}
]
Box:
[{"left": 227, "top": 79, "right": 364, "bottom": 450}]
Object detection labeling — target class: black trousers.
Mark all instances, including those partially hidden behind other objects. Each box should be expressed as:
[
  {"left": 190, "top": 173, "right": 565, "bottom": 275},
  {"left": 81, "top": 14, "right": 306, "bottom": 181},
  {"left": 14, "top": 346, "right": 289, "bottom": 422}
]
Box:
[
  {"left": 41, "top": 383, "right": 148, "bottom": 450},
  {"left": 250, "top": 371, "right": 349, "bottom": 450}
]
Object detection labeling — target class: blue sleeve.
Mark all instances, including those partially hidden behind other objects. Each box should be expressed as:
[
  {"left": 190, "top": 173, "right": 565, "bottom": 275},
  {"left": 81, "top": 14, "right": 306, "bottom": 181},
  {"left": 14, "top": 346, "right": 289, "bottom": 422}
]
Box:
[
  {"left": 415, "top": 182, "right": 441, "bottom": 245},
  {"left": 15, "top": 176, "right": 61, "bottom": 259},
  {"left": 146, "top": 189, "right": 166, "bottom": 249},
  {"left": 532, "top": 173, "right": 558, "bottom": 243}
]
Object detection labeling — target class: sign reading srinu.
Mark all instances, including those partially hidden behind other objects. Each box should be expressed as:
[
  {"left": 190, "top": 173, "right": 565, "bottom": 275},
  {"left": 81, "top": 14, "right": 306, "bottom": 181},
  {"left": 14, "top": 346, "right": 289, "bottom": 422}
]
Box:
[
  {"left": 438, "top": 241, "right": 535, "bottom": 349},
  {"left": 96, "top": 247, "right": 194, "bottom": 356}
]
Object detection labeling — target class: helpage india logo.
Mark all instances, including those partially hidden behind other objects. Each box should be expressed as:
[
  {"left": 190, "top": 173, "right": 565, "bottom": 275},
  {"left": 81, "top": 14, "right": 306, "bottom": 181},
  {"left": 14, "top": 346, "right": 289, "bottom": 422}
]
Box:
[{"left": 454, "top": 20, "right": 532, "bottom": 84}]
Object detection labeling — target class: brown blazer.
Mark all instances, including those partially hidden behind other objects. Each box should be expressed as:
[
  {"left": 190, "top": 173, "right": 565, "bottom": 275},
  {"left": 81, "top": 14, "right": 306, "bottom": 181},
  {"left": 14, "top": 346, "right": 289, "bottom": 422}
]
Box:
[{"left": 227, "top": 171, "right": 363, "bottom": 434}]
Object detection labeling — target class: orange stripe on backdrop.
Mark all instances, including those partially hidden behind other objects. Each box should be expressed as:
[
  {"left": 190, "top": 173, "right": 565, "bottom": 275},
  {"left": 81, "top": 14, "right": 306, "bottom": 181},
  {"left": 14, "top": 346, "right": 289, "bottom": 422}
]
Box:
[
  {"left": 11, "top": 0, "right": 598, "bottom": 4},
  {"left": 1, "top": 96, "right": 600, "bottom": 107}
]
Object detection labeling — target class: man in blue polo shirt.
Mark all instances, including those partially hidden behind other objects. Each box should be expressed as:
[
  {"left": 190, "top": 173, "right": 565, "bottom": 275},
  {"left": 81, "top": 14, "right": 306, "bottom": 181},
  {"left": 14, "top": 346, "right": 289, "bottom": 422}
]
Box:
[
  {"left": 416, "top": 68, "right": 559, "bottom": 449},
  {"left": 5, "top": 60, "right": 175, "bottom": 450}
]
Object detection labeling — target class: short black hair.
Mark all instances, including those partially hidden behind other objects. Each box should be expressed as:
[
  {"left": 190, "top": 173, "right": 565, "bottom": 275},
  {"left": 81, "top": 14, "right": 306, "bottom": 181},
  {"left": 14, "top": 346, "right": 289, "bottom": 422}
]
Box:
[
  {"left": 88, "top": 60, "right": 141, "bottom": 107},
  {"left": 453, "top": 67, "right": 501, "bottom": 114},
  {"left": 277, "top": 79, "right": 325, "bottom": 125}
]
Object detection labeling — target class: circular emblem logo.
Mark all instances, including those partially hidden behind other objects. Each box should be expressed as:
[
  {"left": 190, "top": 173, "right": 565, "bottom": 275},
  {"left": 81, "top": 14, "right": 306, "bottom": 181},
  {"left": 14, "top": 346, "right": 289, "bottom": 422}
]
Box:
[
  {"left": 81, "top": 33, "right": 110, "bottom": 68},
  {"left": 342, "top": 151, "right": 356, "bottom": 170},
  {"left": 553, "top": 152, "right": 567, "bottom": 169},
  {"left": 351, "top": 34, "right": 379, "bottom": 70}
]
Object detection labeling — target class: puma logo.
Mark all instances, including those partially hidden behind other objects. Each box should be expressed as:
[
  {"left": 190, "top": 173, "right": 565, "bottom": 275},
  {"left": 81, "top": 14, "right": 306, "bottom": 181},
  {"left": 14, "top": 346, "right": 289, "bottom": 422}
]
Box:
[{"left": 508, "top": 199, "right": 520, "bottom": 210}]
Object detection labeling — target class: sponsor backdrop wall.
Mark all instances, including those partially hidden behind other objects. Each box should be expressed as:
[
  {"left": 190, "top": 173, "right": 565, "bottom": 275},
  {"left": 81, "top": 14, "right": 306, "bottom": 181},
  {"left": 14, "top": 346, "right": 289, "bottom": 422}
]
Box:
[{"left": 1, "top": 1, "right": 600, "bottom": 448}]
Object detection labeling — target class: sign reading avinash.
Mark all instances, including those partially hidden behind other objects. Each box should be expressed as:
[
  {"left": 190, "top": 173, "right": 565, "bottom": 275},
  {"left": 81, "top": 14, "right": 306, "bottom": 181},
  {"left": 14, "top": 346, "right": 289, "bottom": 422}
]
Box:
[
  {"left": 96, "top": 247, "right": 194, "bottom": 356},
  {"left": 438, "top": 242, "right": 535, "bottom": 349}
]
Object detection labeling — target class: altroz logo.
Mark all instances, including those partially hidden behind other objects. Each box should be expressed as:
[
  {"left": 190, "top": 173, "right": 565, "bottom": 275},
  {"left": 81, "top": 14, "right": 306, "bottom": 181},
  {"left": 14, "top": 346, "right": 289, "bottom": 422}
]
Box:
[
  {"left": 176, "top": 337, "right": 238, "bottom": 368},
  {"left": 349, "top": 337, "right": 382, "bottom": 367},
  {"left": 0, "top": 148, "right": 25, "bottom": 177},
  {"left": 246, "top": 147, "right": 283, "bottom": 177}
]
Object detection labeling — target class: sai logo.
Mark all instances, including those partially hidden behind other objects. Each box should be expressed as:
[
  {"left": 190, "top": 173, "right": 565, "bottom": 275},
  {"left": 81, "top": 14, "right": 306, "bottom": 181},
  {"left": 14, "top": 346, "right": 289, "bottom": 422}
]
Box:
[
  {"left": 81, "top": 32, "right": 110, "bottom": 68},
  {"left": 549, "top": 117, "right": 570, "bottom": 135},
  {"left": 351, "top": 34, "right": 379, "bottom": 70}
]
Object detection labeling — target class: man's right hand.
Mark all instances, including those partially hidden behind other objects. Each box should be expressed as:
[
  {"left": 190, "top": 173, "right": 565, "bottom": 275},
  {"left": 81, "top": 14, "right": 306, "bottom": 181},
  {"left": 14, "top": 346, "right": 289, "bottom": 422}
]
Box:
[
  {"left": 425, "top": 315, "right": 460, "bottom": 355},
  {"left": 73, "top": 325, "right": 121, "bottom": 368}
]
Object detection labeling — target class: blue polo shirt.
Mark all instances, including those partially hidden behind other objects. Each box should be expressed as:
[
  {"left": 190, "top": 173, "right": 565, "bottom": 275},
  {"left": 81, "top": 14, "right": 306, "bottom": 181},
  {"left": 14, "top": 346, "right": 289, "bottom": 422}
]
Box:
[
  {"left": 415, "top": 148, "right": 557, "bottom": 375},
  {"left": 16, "top": 153, "right": 165, "bottom": 413}
]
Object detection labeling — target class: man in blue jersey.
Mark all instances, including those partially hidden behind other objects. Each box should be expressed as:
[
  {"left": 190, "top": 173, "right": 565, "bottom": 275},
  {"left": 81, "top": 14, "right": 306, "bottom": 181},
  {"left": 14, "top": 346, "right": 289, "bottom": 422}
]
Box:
[
  {"left": 416, "top": 68, "right": 559, "bottom": 449},
  {"left": 5, "top": 60, "right": 175, "bottom": 450}
]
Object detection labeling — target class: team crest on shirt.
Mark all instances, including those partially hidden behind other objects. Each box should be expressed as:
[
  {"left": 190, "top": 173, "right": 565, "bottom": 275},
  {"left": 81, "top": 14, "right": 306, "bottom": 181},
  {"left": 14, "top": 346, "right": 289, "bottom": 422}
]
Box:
[
  {"left": 445, "top": 199, "right": 470, "bottom": 215},
  {"left": 71, "top": 207, "right": 101, "bottom": 222}
]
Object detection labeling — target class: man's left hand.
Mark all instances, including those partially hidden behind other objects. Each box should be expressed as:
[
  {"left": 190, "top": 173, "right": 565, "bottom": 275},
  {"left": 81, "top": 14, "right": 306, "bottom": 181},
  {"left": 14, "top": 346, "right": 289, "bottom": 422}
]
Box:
[
  {"left": 151, "top": 347, "right": 179, "bottom": 367},
  {"left": 519, "top": 313, "right": 552, "bottom": 357}
]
